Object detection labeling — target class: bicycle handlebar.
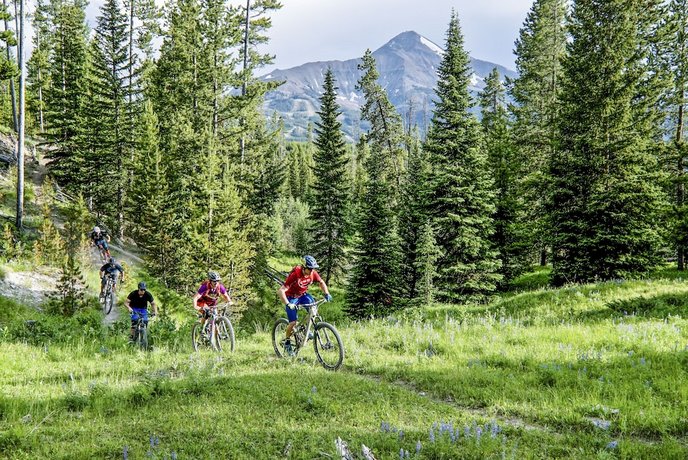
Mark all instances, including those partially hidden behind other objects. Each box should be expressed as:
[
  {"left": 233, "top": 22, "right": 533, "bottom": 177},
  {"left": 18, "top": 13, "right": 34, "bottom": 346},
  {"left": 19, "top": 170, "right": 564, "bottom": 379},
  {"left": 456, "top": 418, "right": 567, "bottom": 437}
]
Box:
[{"left": 294, "top": 299, "right": 328, "bottom": 309}]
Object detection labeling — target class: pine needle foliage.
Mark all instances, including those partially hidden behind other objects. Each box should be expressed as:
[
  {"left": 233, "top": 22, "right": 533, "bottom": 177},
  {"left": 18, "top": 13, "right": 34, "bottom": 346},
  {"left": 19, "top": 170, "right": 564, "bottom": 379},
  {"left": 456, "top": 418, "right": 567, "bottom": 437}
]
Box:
[
  {"left": 310, "top": 68, "right": 350, "bottom": 284},
  {"left": 550, "top": 0, "right": 666, "bottom": 285},
  {"left": 424, "top": 11, "right": 500, "bottom": 301}
]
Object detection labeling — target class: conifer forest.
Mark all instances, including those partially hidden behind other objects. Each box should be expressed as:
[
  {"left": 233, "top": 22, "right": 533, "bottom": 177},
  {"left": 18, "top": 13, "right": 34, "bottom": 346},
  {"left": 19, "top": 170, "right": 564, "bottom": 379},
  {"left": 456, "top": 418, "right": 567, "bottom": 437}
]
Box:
[{"left": 0, "top": 0, "right": 688, "bottom": 458}]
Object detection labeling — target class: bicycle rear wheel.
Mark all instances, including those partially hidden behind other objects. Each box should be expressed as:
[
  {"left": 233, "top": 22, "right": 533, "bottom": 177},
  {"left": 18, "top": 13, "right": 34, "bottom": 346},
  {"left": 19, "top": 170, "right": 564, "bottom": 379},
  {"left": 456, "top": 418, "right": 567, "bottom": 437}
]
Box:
[
  {"left": 215, "top": 316, "right": 235, "bottom": 352},
  {"left": 192, "top": 322, "right": 211, "bottom": 352},
  {"left": 313, "top": 322, "right": 344, "bottom": 371},
  {"left": 271, "top": 318, "right": 291, "bottom": 358}
]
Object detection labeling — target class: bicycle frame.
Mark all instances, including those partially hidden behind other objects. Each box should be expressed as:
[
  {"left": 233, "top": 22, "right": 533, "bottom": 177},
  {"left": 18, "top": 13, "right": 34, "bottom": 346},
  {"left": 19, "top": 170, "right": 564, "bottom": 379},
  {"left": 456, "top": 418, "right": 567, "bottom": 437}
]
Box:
[{"left": 292, "top": 299, "right": 327, "bottom": 354}]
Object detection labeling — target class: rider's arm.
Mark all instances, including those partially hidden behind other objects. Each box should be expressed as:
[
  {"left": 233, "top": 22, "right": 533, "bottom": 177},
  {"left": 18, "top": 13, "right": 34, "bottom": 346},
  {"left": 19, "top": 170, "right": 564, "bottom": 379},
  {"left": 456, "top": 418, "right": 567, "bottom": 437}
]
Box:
[
  {"left": 277, "top": 285, "right": 289, "bottom": 305},
  {"left": 150, "top": 300, "right": 158, "bottom": 316},
  {"left": 192, "top": 292, "right": 202, "bottom": 311},
  {"left": 125, "top": 297, "right": 133, "bottom": 313},
  {"left": 319, "top": 279, "right": 331, "bottom": 297}
]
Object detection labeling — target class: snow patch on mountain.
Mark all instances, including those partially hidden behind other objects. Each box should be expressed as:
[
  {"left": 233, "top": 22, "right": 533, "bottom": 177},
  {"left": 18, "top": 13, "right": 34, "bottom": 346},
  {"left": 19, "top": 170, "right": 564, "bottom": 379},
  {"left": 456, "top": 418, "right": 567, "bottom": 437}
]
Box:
[{"left": 420, "top": 36, "right": 444, "bottom": 57}]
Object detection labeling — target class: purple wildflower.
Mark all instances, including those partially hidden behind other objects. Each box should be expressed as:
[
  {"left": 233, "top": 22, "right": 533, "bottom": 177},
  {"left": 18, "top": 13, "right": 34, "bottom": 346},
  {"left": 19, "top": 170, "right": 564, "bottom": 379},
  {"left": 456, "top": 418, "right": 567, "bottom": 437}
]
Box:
[
  {"left": 171, "top": 453, "right": 177, "bottom": 460},
  {"left": 416, "top": 440, "right": 422, "bottom": 453},
  {"left": 311, "top": 386, "right": 317, "bottom": 393},
  {"left": 476, "top": 426, "right": 483, "bottom": 442},
  {"left": 429, "top": 428, "right": 435, "bottom": 443},
  {"left": 606, "top": 441, "right": 618, "bottom": 449},
  {"left": 591, "top": 419, "right": 611, "bottom": 430},
  {"left": 123, "top": 446, "right": 128, "bottom": 460},
  {"left": 640, "top": 357, "right": 646, "bottom": 366}
]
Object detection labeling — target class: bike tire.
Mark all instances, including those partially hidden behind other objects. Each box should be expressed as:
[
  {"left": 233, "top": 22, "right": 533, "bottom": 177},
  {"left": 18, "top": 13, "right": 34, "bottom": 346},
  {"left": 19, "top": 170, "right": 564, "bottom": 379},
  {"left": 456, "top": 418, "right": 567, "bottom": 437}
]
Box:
[
  {"left": 271, "top": 318, "right": 291, "bottom": 358},
  {"left": 191, "top": 322, "right": 208, "bottom": 352},
  {"left": 104, "top": 284, "right": 114, "bottom": 315},
  {"left": 313, "top": 322, "right": 344, "bottom": 371},
  {"left": 215, "top": 316, "right": 235, "bottom": 353},
  {"left": 137, "top": 325, "right": 148, "bottom": 351}
]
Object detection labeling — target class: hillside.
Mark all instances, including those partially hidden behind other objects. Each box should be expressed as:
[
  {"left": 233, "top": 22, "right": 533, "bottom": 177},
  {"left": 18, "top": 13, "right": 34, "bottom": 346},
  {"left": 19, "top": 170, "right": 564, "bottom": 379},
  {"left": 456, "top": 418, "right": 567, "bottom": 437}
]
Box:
[
  {"left": 261, "top": 31, "right": 517, "bottom": 141},
  {"left": 1, "top": 264, "right": 687, "bottom": 458}
]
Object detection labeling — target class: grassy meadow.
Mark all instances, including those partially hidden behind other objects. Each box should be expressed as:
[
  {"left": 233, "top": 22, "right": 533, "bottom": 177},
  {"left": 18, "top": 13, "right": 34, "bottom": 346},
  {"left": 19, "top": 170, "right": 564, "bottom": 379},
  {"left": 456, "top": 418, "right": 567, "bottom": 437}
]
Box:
[{"left": 0, "top": 266, "right": 687, "bottom": 459}]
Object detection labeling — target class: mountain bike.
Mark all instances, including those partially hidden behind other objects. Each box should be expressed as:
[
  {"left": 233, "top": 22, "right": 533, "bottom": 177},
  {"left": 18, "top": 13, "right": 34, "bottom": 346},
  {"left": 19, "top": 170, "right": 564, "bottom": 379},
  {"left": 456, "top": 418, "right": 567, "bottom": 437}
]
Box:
[
  {"left": 191, "top": 303, "right": 235, "bottom": 353},
  {"left": 100, "top": 273, "right": 117, "bottom": 315},
  {"left": 272, "top": 299, "right": 344, "bottom": 371},
  {"left": 131, "top": 311, "right": 154, "bottom": 351}
]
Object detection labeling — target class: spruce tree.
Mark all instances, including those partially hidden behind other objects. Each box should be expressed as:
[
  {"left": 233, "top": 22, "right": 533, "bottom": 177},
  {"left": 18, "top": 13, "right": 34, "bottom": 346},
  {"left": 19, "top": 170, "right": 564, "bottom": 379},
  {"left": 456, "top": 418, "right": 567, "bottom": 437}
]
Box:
[
  {"left": 509, "top": 0, "right": 567, "bottom": 266},
  {"left": 347, "top": 51, "right": 404, "bottom": 318},
  {"left": 414, "top": 220, "right": 442, "bottom": 306},
  {"left": 27, "top": 0, "right": 51, "bottom": 133},
  {"left": 44, "top": 0, "right": 88, "bottom": 187},
  {"left": 661, "top": 0, "right": 688, "bottom": 270},
  {"left": 424, "top": 11, "right": 500, "bottom": 301},
  {"left": 550, "top": 0, "right": 665, "bottom": 284},
  {"left": 480, "top": 68, "right": 528, "bottom": 285},
  {"left": 398, "top": 135, "right": 430, "bottom": 299},
  {"left": 310, "top": 68, "right": 349, "bottom": 284}
]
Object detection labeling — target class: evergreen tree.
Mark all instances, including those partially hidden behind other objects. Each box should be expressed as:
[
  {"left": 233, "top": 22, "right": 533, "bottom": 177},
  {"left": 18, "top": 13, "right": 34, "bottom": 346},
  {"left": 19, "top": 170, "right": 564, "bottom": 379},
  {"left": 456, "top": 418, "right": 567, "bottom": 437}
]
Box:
[
  {"left": 550, "top": 0, "right": 665, "bottom": 284},
  {"left": 509, "top": 0, "right": 567, "bottom": 266},
  {"left": 347, "top": 51, "right": 403, "bottom": 318},
  {"left": 480, "top": 68, "right": 528, "bottom": 284},
  {"left": 398, "top": 134, "right": 430, "bottom": 299},
  {"left": 414, "top": 220, "right": 442, "bottom": 306},
  {"left": 44, "top": 0, "right": 88, "bottom": 186},
  {"left": 661, "top": 0, "right": 688, "bottom": 270},
  {"left": 27, "top": 0, "right": 51, "bottom": 133},
  {"left": 346, "top": 146, "right": 402, "bottom": 318},
  {"left": 310, "top": 68, "right": 349, "bottom": 283},
  {"left": 424, "top": 11, "right": 500, "bottom": 301},
  {"left": 355, "top": 49, "right": 405, "bottom": 198}
]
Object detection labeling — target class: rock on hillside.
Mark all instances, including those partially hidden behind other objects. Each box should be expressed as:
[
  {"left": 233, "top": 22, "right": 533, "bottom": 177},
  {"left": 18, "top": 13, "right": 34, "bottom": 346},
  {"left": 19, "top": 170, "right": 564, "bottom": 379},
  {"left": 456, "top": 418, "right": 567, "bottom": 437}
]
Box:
[{"left": 261, "top": 30, "right": 517, "bottom": 141}]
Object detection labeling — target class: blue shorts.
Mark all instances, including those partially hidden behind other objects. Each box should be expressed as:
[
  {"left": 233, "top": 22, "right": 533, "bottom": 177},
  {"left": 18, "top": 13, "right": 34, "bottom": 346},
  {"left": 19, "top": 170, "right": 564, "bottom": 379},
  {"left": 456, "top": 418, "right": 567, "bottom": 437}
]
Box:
[
  {"left": 96, "top": 239, "right": 109, "bottom": 250},
  {"left": 286, "top": 293, "right": 315, "bottom": 322},
  {"left": 131, "top": 309, "right": 148, "bottom": 324}
]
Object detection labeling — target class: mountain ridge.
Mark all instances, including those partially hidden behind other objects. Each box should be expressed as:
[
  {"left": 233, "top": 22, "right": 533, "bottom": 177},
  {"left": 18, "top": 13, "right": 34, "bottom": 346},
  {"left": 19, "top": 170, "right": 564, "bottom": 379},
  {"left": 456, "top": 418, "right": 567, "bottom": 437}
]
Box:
[{"left": 261, "top": 31, "right": 517, "bottom": 141}]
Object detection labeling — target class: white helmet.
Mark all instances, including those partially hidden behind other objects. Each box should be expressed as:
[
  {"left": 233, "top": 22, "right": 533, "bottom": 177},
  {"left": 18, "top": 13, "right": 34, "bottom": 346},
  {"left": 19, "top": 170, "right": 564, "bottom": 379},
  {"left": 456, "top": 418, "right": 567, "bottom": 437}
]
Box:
[{"left": 93, "top": 226, "right": 101, "bottom": 233}]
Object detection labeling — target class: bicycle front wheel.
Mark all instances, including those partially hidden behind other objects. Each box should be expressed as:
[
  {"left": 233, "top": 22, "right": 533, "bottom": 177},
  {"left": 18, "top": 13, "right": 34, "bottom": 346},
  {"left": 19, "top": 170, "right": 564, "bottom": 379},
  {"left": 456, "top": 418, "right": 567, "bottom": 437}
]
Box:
[
  {"left": 192, "top": 322, "right": 211, "bottom": 352},
  {"left": 313, "top": 322, "right": 344, "bottom": 371},
  {"left": 104, "top": 287, "right": 114, "bottom": 315},
  {"left": 271, "top": 318, "right": 291, "bottom": 358},
  {"left": 137, "top": 325, "right": 148, "bottom": 350},
  {"left": 215, "top": 316, "right": 235, "bottom": 352}
]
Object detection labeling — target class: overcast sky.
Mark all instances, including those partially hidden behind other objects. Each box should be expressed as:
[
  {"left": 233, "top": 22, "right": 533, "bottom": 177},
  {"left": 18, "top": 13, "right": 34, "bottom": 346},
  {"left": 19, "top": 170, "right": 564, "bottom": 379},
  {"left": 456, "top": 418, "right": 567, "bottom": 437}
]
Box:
[{"left": 265, "top": 0, "right": 535, "bottom": 72}]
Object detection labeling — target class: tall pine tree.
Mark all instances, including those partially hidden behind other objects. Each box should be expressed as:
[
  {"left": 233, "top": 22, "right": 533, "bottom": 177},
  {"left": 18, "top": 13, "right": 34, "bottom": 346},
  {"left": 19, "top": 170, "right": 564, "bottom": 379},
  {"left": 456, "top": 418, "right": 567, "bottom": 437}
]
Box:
[
  {"left": 480, "top": 68, "right": 528, "bottom": 285},
  {"left": 310, "top": 68, "right": 349, "bottom": 284},
  {"left": 550, "top": 0, "right": 665, "bottom": 284},
  {"left": 509, "top": 0, "right": 567, "bottom": 266},
  {"left": 424, "top": 11, "right": 500, "bottom": 301}
]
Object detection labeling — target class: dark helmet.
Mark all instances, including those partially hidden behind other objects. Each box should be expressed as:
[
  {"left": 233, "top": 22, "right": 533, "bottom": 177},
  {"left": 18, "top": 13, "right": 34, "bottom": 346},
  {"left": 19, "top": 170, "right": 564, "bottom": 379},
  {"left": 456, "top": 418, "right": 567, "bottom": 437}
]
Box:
[
  {"left": 208, "top": 271, "right": 221, "bottom": 282},
  {"left": 303, "top": 255, "right": 319, "bottom": 269},
  {"left": 108, "top": 257, "right": 116, "bottom": 265},
  {"left": 138, "top": 281, "right": 147, "bottom": 290}
]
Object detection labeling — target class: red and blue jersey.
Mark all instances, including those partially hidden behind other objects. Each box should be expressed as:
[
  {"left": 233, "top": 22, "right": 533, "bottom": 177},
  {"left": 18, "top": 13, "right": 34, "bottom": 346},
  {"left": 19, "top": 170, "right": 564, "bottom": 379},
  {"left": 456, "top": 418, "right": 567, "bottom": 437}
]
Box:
[{"left": 283, "top": 266, "right": 322, "bottom": 298}]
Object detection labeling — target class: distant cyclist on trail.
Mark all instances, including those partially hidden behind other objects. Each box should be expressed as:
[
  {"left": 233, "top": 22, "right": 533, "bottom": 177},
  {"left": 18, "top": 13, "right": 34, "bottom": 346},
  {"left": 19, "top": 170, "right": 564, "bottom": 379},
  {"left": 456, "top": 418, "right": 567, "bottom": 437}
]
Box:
[
  {"left": 192, "top": 271, "right": 232, "bottom": 327},
  {"left": 89, "top": 226, "right": 111, "bottom": 259},
  {"left": 125, "top": 282, "right": 158, "bottom": 341},
  {"left": 99, "top": 257, "right": 124, "bottom": 301},
  {"left": 277, "top": 255, "right": 332, "bottom": 355}
]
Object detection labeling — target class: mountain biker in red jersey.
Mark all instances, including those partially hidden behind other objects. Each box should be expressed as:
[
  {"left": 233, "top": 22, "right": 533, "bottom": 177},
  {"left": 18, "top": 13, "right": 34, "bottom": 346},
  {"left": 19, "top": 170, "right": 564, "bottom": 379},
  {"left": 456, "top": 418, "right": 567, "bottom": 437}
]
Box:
[
  {"left": 192, "top": 271, "right": 232, "bottom": 327},
  {"left": 277, "top": 255, "right": 332, "bottom": 355}
]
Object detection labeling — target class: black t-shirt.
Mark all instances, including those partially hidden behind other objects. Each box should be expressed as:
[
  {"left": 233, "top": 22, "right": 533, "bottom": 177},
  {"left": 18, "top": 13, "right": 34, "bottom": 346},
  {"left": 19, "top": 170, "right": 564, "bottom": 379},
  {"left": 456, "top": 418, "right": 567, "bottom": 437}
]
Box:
[
  {"left": 90, "top": 230, "right": 108, "bottom": 242},
  {"left": 127, "top": 290, "right": 154, "bottom": 310}
]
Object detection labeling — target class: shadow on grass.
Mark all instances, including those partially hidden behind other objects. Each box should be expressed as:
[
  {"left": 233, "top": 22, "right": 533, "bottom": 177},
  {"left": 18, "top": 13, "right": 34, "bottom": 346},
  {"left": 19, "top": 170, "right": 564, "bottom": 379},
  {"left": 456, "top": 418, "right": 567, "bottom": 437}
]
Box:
[{"left": 579, "top": 292, "right": 688, "bottom": 322}]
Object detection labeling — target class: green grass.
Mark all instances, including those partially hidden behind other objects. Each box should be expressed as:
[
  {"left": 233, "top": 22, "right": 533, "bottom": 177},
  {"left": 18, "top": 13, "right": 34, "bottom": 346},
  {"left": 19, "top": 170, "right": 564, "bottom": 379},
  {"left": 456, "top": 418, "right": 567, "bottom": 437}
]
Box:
[{"left": 1, "top": 268, "right": 687, "bottom": 458}]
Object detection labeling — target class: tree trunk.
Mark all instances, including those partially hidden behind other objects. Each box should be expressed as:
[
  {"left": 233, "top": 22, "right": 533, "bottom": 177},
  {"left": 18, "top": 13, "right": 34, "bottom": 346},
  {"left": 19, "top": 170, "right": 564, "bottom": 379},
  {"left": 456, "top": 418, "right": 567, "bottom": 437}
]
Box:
[{"left": 15, "top": 0, "right": 24, "bottom": 230}]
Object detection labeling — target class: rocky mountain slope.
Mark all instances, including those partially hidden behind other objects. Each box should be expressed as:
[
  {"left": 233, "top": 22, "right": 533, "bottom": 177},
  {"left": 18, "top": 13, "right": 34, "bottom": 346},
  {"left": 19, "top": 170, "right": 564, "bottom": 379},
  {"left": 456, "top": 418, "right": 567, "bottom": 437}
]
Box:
[{"left": 261, "top": 31, "right": 517, "bottom": 141}]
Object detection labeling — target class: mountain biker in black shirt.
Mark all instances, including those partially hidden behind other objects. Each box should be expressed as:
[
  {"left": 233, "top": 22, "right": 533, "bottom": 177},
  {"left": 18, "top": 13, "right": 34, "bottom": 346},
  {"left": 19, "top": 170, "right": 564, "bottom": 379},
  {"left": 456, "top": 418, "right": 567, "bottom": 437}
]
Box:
[
  {"left": 99, "top": 258, "right": 124, "bottom": 300},
  {"left": 125, "top": 282, "right": 158, "bottom": 341}
]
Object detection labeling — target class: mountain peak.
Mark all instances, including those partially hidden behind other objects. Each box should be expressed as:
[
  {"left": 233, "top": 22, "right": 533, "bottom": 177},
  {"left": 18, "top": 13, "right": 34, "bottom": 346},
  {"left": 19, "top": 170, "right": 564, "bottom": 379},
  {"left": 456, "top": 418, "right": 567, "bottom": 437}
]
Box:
[{"left": 377, "top": 30, "right": 444, "bottom": 57}]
